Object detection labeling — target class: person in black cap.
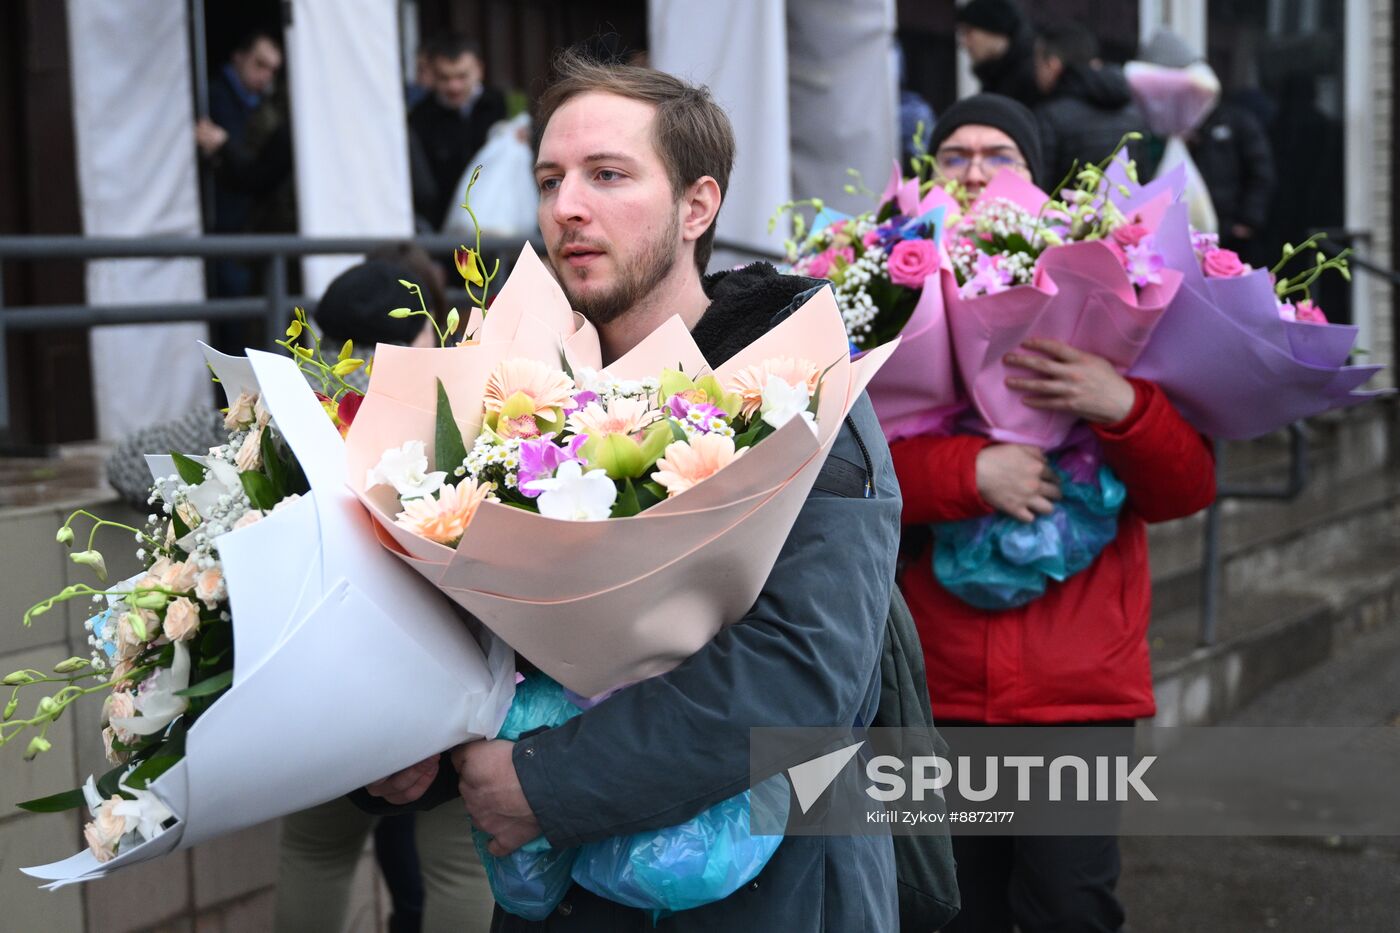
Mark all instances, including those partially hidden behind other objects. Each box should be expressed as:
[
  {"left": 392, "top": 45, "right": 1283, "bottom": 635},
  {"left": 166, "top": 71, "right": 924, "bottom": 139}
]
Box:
[
  {"left": 1033, "top": 22, "right": 1148, "bottom": 190},
  {"left": 927, "top": 93, "right": 1044, "bottom": 197},
  {"left": 955, "top": 0, "right": 1042, "bottom": 107}
]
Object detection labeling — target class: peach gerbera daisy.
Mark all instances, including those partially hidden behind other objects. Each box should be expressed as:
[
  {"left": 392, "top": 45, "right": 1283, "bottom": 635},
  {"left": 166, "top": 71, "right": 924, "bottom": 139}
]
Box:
[
  {"left": 482, "top": 358, "right": 575, "bottom": 416},
  {"left": 725, "top": 357, "right": 821, "bottom": 418},
  {"left": 394, "top": 479, "right": 493, "bottom": 546},
  {"left": 565, "top": 397, "right": 660, "bottom": 438},
  {"left": 650, "top": 434, "right": 746, "bottom": 498}
]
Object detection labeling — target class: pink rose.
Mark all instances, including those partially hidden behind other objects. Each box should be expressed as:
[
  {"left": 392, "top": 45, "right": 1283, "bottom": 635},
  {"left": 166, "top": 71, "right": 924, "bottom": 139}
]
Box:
[
  {"left": 1202, "top": 248, "right": 1247, "bottom": 278},
  {"left": 1111, "top": 223, "right": 1151, "bottom": 248},
  {"left": 805, "top": 249, "right": 835, "bottom": 280},
  {"left": 195, "top": 567, "right": 224, "bottom": 609},
  {"left": 886, "top": 239, "right": 941, "bottom": 288},
  {"left": 1295, "top": 299, "right": 1329, "bottom": 325},
  {"left": 163, "top": 596, "right": 201, "bottom": 642}
]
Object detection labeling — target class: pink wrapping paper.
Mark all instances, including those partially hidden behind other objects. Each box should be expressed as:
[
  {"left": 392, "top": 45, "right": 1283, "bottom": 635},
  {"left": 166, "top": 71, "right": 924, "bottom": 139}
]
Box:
[
  {"left": 345, "top": 248, "right": 899, "bottom": 695},
  {"left": 860, "top": 266, "right": 965, "bottom": 442},
  {"left": 943, "top": 239, "right": 1180, "bottom": 449}
]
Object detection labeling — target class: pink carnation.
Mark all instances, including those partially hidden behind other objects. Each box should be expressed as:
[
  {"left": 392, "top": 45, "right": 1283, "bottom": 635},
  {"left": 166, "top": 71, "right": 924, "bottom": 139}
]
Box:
[
  {"left": 1202, "top": 248, "right": 1248, "bottom": 278},
  {"left": 886, "top": 239, "right": 940, "bottom": 288}
]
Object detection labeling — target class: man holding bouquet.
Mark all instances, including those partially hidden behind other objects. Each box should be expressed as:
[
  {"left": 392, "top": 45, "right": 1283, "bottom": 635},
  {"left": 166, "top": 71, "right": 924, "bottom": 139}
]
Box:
[
  {"left": 895, "top": 99, "right": 1218, "bottom": 932},
  {"left": 366, "top": 51, "right": 904, "bottom": 930}
]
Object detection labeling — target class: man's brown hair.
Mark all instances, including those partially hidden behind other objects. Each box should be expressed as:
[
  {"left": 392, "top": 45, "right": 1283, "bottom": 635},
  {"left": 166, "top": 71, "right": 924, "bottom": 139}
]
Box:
[{"left": 534, "top": 49, "right": 735, "bottom": 275}]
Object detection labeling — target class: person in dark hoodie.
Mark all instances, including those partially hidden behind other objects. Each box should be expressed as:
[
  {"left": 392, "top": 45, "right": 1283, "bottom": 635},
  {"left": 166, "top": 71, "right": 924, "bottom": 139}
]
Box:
[
  {"left": 1033, "top": 22, "right": 1147, "bottom": 189},
  {"left": 362, "top": 50, "right": 904, "bottom": 932},
  {"left": 956, "top": 0, "right": 1042, "bottom": 107}
]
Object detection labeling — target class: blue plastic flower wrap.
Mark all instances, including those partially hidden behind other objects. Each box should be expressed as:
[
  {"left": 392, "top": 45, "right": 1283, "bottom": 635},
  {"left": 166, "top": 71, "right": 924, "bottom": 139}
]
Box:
[
  {"left": 570, "top": 772, "right": 790, "bottom": 919},
  {"left": 933, "top": 459, "right": 1126, "bottom": 610},
  {"left": 473, "top": 673, "right": 583, "bottom": 920},
  {"left": 482, "top": 673, "right": 791, "bottom": 919}
]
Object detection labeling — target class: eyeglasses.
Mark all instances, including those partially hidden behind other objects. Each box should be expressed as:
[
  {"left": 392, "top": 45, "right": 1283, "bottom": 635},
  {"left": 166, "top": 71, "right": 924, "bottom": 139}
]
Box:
[{"left": 934, "top": 147, "right": 1027, "bottom": 176}]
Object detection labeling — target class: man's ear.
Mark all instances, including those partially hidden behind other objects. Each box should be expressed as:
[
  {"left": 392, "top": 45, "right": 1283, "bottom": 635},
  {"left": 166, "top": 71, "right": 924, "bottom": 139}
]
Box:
[{"left": 679, "top": 176, "right": 722, "bottom": 245}]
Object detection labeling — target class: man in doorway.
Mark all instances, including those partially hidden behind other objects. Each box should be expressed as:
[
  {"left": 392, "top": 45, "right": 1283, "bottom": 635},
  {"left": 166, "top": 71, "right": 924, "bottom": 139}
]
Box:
[
  {"left": 367, "top": 51, "right": 903, "bottom": 930},
  {"left": 408, "top": 34, "right": 507, "bottom": 229},
  {"left": 956, "top": 0, "right": 1042, "bottom": 107}
]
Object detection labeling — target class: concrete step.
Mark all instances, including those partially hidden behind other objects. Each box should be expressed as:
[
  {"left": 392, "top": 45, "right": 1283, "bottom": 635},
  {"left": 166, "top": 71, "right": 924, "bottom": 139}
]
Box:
[
  {"left": 1149, "top": 537, "right": 1400, "bottom": 726},
  {"left": 1148, "top": 466, "right": 1400, "bottom": 618},
  {"left": 1146, "top": 401, "right": 1399, "bottom": 619}
]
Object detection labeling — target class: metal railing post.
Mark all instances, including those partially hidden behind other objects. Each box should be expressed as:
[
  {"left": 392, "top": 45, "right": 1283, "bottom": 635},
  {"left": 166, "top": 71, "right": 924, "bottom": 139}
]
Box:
[
  {"left": 0, "top": 261, "right": 10, "bottom": 440},
  {"left": 1197, "top": 425, "right": 1310, "bottom": 647},
  {"left": 265, "top": 253, "right": 288, "bottom": 350}
]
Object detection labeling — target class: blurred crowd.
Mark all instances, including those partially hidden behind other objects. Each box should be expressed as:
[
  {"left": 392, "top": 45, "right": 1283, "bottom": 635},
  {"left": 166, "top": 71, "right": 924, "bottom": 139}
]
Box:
[{"left": 195, "top": 5, "right": 1293, "bottom": 305}]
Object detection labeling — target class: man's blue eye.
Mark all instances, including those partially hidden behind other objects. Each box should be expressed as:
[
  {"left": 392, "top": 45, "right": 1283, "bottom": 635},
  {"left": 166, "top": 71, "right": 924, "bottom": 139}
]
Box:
[{"left": 598, "top": 170, "right": 620, "bottom": 182}]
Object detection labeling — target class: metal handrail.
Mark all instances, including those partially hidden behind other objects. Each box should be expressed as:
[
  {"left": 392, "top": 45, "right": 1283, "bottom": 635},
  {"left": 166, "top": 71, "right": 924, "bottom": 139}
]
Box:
[
  {"left": 0, "top": 232, "right": 541, "bottom": 442},
  {"left": 1195, "top": 234, "right": 1400, "bottom": 646},
  {"left": 1197, "top": 424, "right": 1309, "bottom": 647}
]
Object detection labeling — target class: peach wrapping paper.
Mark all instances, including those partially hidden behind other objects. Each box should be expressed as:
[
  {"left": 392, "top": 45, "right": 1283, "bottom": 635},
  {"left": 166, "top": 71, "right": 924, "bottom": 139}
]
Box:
[{"left": 346, "top": 246, "right": 897, "bottom": 696}]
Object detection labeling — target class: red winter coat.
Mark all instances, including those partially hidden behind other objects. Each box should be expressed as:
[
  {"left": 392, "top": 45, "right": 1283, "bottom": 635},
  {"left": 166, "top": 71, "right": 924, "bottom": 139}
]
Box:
[{"left": 890, "top": 379, "right": 1215, "bottom": 723}]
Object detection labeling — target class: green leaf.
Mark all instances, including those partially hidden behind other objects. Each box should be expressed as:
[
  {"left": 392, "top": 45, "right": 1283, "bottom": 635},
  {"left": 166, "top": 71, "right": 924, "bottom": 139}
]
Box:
[
  {"left": 171, "top": 509, "right": 190, "bottom": 541},
  {"left": 633, "top": 482, "right": 663, "bottom": 513},
  {"left": 240, "top": 471, "right": 278, "bottom": 511},
  {"left": 434, "top": 380, "right": 468, "bottom": 474},
  {"left": 16, "top": 786, "right": 86, "bottom": 813},
  {"left": 174, "top": 669, "right": 233, "bottom": 699},
  {"left": 610, "top": 479, "right": 642, "bottom": 518},
  {"left": 260, "top": 429, "right": 288, "bottom": 498},
  {"left": 170, "top": 452, "right": 206, "bottom": 486},
  {"left": 123, "top": 753, "right": 182, "bottom": 790},
  {"left": 95, "top": 762, "right": 127, "bottom": 799}
]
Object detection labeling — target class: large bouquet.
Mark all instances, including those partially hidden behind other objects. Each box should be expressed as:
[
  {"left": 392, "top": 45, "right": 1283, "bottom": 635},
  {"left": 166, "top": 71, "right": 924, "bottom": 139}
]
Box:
[
  {"left": 785, "top": 140, "right": 1385, "bottom": 610},
  {"left": 346, "top": 246, "right": 895, "bottom": 699},
  {"left": 1108, "top": 158, "right": 1387, "bottom": 437},
  {"left": 342, "top": 245, "right": 895, "bottom": 919},
  {"left": 10, "top": 335, "right": 514, "bottom": 888},
  {"left": 776, "top": 171, "right": 959, "bottom": 442}
]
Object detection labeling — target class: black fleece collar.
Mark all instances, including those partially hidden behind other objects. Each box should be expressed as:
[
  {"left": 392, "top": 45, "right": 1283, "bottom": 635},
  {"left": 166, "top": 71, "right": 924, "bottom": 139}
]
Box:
[{"left": 693, "top": 263, "right": 826, "bottom": 368}]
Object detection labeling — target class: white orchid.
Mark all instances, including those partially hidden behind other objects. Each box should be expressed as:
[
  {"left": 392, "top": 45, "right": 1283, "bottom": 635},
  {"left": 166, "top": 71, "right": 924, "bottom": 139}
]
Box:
[
  {"left": 759, "top": 376, "right": 817, "bottom": 434},
  {"left": 522, "top": 460, "right": 617, "bottom": 521},
  {"left": 112, "top": 785, "right": 175, "bottom": 842},
  {"left": 110, "top": 640, "right": 191, "bottom": 737},
  {"left": 184, "top": 457, "right": 243, "bottom": 526},
  {"left": 366, "top": 440, "right": 448, "bottom": 499}
]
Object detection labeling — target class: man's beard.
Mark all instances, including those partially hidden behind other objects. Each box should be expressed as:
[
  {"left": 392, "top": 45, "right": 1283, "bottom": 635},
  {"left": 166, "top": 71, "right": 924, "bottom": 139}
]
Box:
[{"left": 557, "top": 214, "right": 680, "bottom": 325}]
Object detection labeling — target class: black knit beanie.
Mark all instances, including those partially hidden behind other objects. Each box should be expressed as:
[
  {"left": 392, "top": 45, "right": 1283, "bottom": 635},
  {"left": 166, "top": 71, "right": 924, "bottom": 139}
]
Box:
[
  {"left": 313, "top": 259, "right": 427, "bottom": 347},
  {"left": 955, "top": 0, "right": 1026, "bottom": 38},
  {"left": 928, "top": 93, "right": 1045, "bottom": 188}
]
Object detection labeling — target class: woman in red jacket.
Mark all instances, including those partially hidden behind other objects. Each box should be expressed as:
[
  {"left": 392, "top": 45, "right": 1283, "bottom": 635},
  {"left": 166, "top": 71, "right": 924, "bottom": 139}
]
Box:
[{"left": 896, "top": 96, "right": 1217, "bottom": 933}]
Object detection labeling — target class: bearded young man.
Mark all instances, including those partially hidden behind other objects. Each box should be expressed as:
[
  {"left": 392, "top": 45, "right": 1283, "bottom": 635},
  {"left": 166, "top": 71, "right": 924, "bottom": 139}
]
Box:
[{"left": 363, "top": 51, "right": 903, "bottom": 930}]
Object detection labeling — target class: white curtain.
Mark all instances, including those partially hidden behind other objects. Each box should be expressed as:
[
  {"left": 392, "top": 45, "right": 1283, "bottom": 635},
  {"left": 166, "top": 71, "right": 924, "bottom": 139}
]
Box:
[
  {"left": 285, "top": 0, "right": 414, "bottom": 297},
  {"left": 67, "top": 0, "right": 210, "bottom": 440},
  {"left": 788, "top": 0, "right": 898, "bottom": 217},
  {"left": 650, "top": 0, "right": 792, "bottom": 258}
]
